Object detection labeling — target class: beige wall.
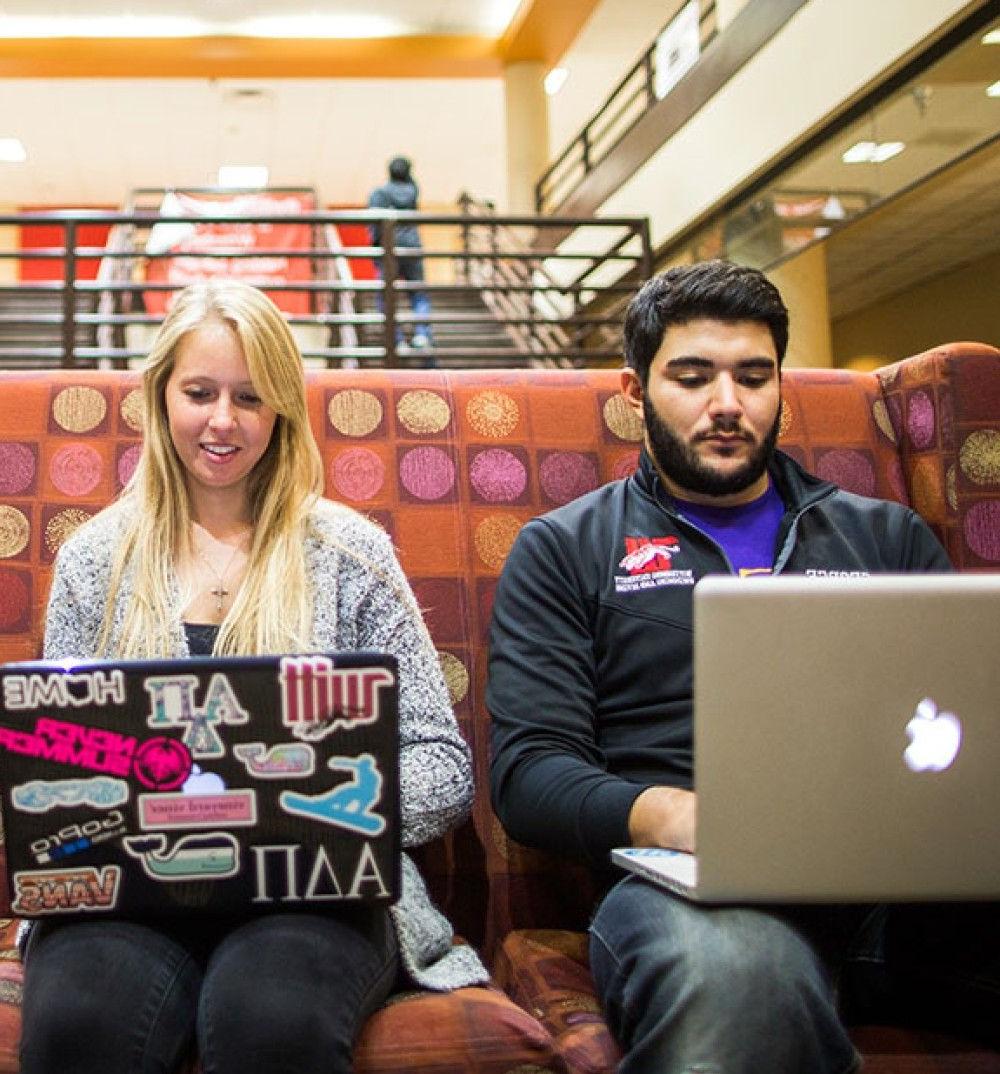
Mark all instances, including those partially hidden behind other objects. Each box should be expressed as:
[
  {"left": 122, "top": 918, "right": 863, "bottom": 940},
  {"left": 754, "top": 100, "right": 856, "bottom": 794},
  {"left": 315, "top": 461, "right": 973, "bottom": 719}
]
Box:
[
  {"left": 546, "top": 0, "right": 675, "bottom": 156},
  {"left": 768, "top": 243, "right": 833, "bottom": 369},
  {"left": 714, "top": 0, "right": 751, "bottom": 30},
  {"left": 505, "top": 61, "right": 550, "bottom": 214},
  {"left": 595, "top": 0, "right": 978, "bottom": 248},
  {"left": 832, "top": 249, "right": 1000, "bottom": 367}
]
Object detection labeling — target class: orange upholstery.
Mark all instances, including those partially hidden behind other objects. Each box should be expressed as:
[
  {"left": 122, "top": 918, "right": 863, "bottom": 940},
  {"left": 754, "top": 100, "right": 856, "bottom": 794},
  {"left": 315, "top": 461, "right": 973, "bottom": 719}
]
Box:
[{"left": 0, "top": 341, "right": 998, "bottom": 1072}]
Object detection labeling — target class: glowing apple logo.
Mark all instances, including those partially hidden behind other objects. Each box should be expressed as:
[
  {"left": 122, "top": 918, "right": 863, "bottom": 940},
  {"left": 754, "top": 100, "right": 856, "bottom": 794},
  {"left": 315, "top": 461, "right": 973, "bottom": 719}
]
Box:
[{"left": 903, "top": 697, "right": 962, "bottom": 773}]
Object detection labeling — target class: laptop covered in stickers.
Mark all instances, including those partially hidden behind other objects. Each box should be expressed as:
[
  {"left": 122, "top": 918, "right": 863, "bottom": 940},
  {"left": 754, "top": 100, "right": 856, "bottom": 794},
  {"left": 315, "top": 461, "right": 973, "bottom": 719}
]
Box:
[{"left": 0, "top": 652, "right": 400, "bottom": 919}]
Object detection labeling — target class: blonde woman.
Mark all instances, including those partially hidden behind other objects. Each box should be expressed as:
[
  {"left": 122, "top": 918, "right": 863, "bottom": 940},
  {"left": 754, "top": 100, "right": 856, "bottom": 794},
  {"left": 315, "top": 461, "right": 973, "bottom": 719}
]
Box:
[{"left": 21, "top": 281, "right": 487, "bottom": 1074}]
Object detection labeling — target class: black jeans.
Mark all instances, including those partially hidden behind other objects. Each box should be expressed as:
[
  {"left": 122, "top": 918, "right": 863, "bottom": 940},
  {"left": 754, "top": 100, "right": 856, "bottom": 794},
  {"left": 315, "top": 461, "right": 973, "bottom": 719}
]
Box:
[{"left": 20, "top": 909, "right": 399, "bottom": 1074}]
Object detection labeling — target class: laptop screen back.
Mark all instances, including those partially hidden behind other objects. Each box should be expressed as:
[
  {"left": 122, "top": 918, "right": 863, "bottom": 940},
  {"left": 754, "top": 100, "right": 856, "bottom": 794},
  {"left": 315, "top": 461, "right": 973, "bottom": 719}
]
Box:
[{"left": 0, "top": 652, "right": 400, "bottom": 918}]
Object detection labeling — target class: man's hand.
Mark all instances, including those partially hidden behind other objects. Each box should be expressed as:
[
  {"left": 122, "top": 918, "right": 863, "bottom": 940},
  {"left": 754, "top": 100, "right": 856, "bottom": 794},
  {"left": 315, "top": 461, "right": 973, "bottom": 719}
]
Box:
[{"left": 627, "top": 786, "right": 697, "bottom": 853}]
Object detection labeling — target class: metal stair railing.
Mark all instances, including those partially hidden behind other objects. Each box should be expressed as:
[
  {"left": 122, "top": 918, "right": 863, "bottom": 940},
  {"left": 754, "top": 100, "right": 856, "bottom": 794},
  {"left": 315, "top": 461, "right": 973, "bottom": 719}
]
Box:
[
  {"left": 457, "top": 193, "right": 651, "bottom": 367},
  {"left": 0, "top": 202, "right": 651, "bottom": 369},
  {"left": 536, "top": 0, "right": 718, "bottom": 214}
]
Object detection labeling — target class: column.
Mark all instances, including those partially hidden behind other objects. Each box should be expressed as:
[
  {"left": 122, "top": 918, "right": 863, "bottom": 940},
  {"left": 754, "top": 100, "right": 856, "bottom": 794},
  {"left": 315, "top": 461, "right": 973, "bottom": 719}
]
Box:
[
  {"left": 503, "top": 60, "right": 550, "bottom": 214},
  {"left": 768, "top": 242, "right": 834, "bottom": 369}
]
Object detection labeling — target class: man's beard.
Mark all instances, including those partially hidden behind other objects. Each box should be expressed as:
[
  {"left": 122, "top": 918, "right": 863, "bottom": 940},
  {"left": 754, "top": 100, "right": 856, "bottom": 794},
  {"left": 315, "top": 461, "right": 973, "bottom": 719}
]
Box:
[{"left": 644, "top": 396, "right": 781, "bottom": 498}]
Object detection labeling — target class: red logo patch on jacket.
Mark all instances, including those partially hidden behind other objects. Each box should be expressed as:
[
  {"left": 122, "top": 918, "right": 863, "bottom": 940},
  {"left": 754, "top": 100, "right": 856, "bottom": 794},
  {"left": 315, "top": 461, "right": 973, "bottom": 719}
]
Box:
[{"left": 619, "top": 536, "right": 680, "bottom": 574}]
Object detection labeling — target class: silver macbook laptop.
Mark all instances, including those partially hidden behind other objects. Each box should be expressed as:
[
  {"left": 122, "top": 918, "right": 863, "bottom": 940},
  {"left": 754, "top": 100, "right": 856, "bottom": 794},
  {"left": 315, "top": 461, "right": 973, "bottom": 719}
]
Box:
[{"left": 613, "top": 573, "right": 1000, "bottom": 902}]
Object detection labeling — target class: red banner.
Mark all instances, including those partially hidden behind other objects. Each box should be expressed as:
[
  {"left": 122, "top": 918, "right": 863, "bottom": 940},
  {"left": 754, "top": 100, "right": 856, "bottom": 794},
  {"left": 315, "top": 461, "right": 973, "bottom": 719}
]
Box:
[
  {"left": 17, "top": 205, "right": 115, "bottom": 282},
  {"left": 144, "top": 191, "right": 315, "bottom": 315}
]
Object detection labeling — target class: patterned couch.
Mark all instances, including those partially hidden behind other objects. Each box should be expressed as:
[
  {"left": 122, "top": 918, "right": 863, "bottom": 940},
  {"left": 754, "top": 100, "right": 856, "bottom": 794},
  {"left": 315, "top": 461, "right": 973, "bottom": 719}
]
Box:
[{"left": 0, "top": 341, "right": 998, "bottom": 1073}]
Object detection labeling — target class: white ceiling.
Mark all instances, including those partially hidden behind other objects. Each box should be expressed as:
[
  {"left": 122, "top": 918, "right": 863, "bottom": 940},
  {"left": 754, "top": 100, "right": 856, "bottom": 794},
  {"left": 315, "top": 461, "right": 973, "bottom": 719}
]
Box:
[
  {"left": 0, "top": 1, "right": 524, "bottom": 37},
  {"left": 0, "top": 76, "right": 509, "bottom": 208}
]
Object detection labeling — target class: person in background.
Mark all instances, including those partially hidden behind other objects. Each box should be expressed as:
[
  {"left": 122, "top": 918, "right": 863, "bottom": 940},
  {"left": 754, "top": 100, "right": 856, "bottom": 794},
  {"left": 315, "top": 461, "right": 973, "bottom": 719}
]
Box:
[
  {"left": 21, "top": 280, "right": 486, "bottom": 1074},
  {"left": 368, "top": 155, "right": 434, "bottom": 363},
  {"left": 488, "top": 259, "right": 998, "bottom": 1073}
]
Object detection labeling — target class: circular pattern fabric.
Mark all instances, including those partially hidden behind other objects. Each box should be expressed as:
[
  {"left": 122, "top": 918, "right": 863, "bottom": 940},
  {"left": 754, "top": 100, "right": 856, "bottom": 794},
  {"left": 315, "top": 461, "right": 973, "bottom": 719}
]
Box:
[
  {"left": 328, "top": 390, "right": 383, "bottom": 438},
  {"left": 0, "top": 443, "right": 36, "bottom": 495},
  {"left": 437, "top": 651, "right": 470, "bottom": 706},
  {"left": 467, "top": 390, "right": 519, "bottom": 439},
  {"left": 964, "top": 500, "right": 1000, "bottom": 562},
  {"left": 906, "top": 390, "right": 935, "bottom": 451},
  {"left": 474, "top": 514, "right": 523, "bottom": 571},
  {"left": 910, "top": 457, "right": 945, "bottom": 522},
  {"left": 44, "top": 508, "right": 92, "bottom": 556},
  {"left": 612, "top": 450, "right": 640, "bottom": 481},
  {"left": 118, "top": 444, "right": 143, "bottom": 489},
  {"left": 469, "top": 449, "right": 527, "bottom": 504},
  {"left": 0, "top": 568, "right": 29, "bottom": 630},
  {"left": 52, "top": 386, "right": 107, "bottom": 433},
  {"left": 398, "top": 447, "right": 456, "bottom": 501},
  {"left": 396, "top": 390, "right": 451, "bottom": 436},
  {"left": 871, "top": 400, "right": 896, "bottom": 444},
  {"left": 959, "top": 430, "right": 1000, "bottom": 486},
  {"left": 946, "top": 464, "right": 958, "bottom": 513},
  {"left": 815, "top": 450, "right": 876, "bottom": 499},
  {"left": 0, "top": 506, "right": 30, "bottom": 559},
  {"left": 120, "top": 389, "right": 144, "bottom": 432},
  {"left": 886, "top": 456, "right": 907, "bottom": 505},
  {"left": 50, "top": 444, "right": 103, "bottom": 497},
  {"left": 602, "top": 394, "right": 643, "bottom": 442},
  {"left": 777, "top": 398, "right": 792, "bottom": 439},
  {"left": 540, "top": 452, "right": 599, "bottom": 505},
  {"left": 331, "top": 448, "right": 385, "bottom": 502},
  {"left": 886, "top": 395, "right": 904, "bottom": 442}
]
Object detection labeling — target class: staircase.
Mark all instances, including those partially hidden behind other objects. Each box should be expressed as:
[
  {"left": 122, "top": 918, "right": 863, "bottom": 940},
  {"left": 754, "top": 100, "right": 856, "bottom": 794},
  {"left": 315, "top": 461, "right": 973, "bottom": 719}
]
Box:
[
  {"left": 0, "top": 289, "right": 98, "bottom": 367},
  {"left": 353, "top": 285, "right": 522, "bottom": 368}
]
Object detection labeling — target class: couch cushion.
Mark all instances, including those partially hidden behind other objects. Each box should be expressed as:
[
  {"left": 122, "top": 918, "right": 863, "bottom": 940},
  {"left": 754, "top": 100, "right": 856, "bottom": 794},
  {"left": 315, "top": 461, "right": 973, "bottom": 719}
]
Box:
[
  {"left": 877, "top": 342, "right": 1000, "bottom": 570},
  {"left": 498, "top": 928, "right": 1000, "bottom": 1074},
  {"left": 356, "top": 986, "right": 566, "bottom": 1073},
  {"left": 495, "top": 930, "right": 620, "bottom": 1074},
  {"left": 0, "top": 954, "right": 564, "bottom": 1074}
]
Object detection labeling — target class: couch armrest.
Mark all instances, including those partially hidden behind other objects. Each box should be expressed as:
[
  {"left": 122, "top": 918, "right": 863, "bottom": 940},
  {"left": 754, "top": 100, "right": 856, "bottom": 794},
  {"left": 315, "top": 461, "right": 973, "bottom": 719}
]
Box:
[{"left": 876, "top": 342, "right": 1000, "bottom": 570}]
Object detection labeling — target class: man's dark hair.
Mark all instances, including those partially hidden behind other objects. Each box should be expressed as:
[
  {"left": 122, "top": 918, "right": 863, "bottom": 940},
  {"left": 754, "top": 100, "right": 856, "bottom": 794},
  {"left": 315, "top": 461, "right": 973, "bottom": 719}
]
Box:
[
  {"left": 623, "top": 260, "right": 789, "bottom": 384},
  {"left": 388, "top": 156, "right": 412, "bottom": 182}
]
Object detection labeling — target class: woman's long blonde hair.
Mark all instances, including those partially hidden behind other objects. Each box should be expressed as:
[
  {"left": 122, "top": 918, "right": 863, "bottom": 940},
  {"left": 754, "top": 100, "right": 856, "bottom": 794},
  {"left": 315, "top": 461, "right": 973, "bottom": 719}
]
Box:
[{"left": 99, "top": 280, "right": 324, "bottom": 657}]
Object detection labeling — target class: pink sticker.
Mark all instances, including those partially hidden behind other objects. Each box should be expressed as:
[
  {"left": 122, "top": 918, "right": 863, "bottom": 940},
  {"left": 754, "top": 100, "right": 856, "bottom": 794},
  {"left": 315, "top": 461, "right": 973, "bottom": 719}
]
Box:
[
  {"left": 133, "top": 737, "right": 192, "bottom": 791},
  {"left": 139, "top": 789, "right": 257, "bottom": 830}
]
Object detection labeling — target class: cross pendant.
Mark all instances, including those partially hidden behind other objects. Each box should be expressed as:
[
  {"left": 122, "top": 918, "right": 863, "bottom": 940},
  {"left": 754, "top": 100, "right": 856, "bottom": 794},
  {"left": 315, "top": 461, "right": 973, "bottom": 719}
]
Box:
[{"left": 211, "top": 585, "right": 229, "bottom": 613}]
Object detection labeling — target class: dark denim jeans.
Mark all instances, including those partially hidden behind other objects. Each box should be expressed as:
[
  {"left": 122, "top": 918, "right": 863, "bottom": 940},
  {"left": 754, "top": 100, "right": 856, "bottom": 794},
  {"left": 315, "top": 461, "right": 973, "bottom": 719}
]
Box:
[
  {"left": 590, "top": 876, "right": 1000, "bottom": 1074},
  {"left": 374, "top": 252, "right": 433, "bottom": 355},
  {"left": 20, "top": 909, "right": 399, "bottom": 1074}
]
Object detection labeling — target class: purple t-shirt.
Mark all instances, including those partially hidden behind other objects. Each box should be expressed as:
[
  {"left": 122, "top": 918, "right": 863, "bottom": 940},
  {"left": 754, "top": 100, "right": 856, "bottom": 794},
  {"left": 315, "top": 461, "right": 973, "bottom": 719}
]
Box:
[{"left": 674, "top": 481, "right": 784, "bottom": 576}]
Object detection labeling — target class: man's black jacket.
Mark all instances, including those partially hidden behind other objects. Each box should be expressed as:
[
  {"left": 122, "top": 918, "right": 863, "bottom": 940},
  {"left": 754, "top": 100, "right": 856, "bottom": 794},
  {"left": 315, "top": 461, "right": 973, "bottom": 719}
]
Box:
[{"left": 487, "top": 450, "right": 951, "bottom": 867}]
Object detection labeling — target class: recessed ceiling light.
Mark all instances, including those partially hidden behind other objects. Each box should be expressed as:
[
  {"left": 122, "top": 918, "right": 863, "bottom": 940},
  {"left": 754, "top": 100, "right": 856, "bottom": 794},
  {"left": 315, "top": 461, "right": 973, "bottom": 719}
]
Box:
[
  {"left": 217, "top": 165, "right": 269, "bottom": 188},
  {"left": 544, "top": 67, "right": 569, "bottom": 96},
  {"left": 987, "top": 80, "right": 1000, "bottom": 97},
  {"left": 0, "top": 137, "right": 27, "bottom": 163},
  {"left": 842, "top": 140, "right": 905, "bottom": 164},
  {"left": 982, "top": 29, "right": 1000, "bottom": 44}
]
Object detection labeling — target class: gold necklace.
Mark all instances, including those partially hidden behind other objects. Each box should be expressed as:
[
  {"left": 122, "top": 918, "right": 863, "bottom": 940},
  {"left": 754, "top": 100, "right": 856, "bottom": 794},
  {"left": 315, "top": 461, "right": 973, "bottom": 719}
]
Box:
[{"left": 194, "top": 529, "right": 251, "bottom": 616}]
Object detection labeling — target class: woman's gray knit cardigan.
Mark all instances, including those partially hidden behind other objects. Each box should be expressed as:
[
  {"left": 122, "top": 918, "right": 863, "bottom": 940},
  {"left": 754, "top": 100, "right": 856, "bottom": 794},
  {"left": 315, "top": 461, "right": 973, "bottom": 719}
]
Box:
[{"left": 32, "top": 497, "right": 488, "bottom": 992}]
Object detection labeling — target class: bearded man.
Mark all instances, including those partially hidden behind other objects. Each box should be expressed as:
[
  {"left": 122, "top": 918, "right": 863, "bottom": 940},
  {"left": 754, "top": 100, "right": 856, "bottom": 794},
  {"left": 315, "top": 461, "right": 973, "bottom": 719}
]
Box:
[{"left": 488, "top": 261, "right": 998, "bottom": 1073}]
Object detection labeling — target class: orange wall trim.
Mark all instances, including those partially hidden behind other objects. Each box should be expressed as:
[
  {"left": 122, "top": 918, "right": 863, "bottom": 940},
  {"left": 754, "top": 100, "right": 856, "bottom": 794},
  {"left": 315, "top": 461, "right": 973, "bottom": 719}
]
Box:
[
  {"left": 500, "top": 0, "right": 603, "bottom": 63},
  {"left": 0, "top": 35, "right": 505, "bottom": 78},
  {"left": 0, "top": 0, "right": 602, "bottom": 78}
]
